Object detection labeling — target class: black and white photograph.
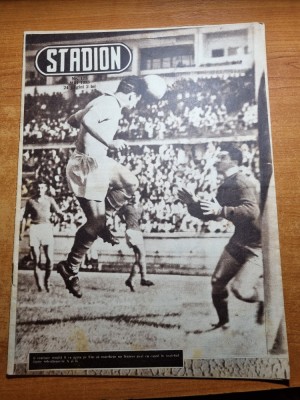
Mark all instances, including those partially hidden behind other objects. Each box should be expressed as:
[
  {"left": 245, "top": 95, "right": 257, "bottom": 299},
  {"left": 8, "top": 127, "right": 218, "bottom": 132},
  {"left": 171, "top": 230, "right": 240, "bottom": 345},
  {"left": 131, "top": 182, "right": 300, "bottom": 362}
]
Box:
[{"left": 7, "top": 22, "right": 289, "bottom": 379}]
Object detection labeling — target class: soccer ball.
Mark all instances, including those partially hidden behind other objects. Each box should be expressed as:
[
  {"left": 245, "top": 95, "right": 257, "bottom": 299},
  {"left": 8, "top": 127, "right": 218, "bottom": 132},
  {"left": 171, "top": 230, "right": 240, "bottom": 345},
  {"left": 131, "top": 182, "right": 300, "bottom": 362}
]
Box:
[{"left": 144, "top": 75, "right": 167, "bottom": 100}]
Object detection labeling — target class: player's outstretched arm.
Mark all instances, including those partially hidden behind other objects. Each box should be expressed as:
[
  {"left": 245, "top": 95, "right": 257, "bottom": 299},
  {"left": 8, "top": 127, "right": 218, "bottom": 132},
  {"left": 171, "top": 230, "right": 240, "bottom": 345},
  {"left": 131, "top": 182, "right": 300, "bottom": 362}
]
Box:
[
  {"left": 19, "top": 201, "right": 30, "bottom": 240},
  {"left": 19, "top": 218, "right": 27, "bottom": 241},
  {"left": 200, "top": 198, "right": 223, "bottom": 216},
  {"left": 178, "top": 189, "right": 216, "bottom": 221},
  {"left": 178, "top": 188, "right": 196, "bottom": 205}
]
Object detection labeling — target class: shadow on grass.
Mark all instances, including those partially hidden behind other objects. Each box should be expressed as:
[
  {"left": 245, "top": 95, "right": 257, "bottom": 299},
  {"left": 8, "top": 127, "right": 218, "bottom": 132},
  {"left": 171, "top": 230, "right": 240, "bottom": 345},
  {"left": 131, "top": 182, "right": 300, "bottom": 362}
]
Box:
[{"left": 18, "top": 312, "right": 181, "bottom": 330}]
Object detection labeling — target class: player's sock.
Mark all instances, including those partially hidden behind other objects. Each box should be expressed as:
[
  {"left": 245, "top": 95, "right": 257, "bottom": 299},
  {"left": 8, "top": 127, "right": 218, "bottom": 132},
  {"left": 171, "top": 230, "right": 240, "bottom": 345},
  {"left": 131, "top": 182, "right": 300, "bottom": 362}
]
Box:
[
  {"left": 44, "top": 268, "right": 51, "bottom": 292},
  {"left": 256, "top": 301, "right": 264, "bottom": 324},
  {"left": 34, "top": 265, "right": 43, "bottom": 292},
  {"left": 125, "top": 263, "right": 138, "bottom": 292},
  {"left": 67, "top": 226, "right": 97, "bottom": 274},
  {"left": 125, "top": 279, "right": 135, "bottom": 292},
  {"left": 137, "top": 257, "right": 148, "bottom": 280},
  {"left": 130, "top": 262, "right": 139, "bottom": 278},
  {"left": 212, "top": 292, "right": 229, "bottom": 327},
  {"left": 57, "top": 261, "right": 82, "bottom": 298}
]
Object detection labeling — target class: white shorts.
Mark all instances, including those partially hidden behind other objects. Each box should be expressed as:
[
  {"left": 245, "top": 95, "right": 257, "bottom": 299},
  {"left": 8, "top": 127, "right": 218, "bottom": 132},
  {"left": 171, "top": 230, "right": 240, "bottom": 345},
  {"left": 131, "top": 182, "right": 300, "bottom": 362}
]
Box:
[
  {"left": 66, "top": 150, "right": 137, "bottom": 205},
  {"left": 125, "top": 229, "right": 144, "bottom": 248},
  {"left": 66, "top": 150, "right": 112, "bottom": 202},
  {"left": 29, "top": 223, "right": 54, "bottom": 248}
]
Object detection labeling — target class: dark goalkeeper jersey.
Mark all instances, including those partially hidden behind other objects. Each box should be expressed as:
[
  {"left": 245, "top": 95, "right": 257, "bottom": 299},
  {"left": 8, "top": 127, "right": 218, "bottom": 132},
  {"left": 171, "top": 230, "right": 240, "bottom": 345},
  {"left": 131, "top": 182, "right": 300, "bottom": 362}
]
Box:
[{"left": 188, "top": 171, "right": 261, "bottom": 261}]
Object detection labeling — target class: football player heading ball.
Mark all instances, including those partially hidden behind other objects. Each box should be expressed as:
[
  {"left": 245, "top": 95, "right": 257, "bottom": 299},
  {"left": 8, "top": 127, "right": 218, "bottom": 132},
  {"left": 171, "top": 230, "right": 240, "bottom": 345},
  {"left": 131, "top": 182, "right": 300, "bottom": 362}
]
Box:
[{"left": 58, "top": 75, "right": 167, "bottom": 298}]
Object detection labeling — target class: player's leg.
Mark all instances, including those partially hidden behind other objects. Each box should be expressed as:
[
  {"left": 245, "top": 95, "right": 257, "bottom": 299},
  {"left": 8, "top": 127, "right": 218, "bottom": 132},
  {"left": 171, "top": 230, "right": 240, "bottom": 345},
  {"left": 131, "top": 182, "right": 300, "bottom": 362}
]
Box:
[
  {"left": 40, "top": 224, "right": 55, "bottom": 292},
  {"left": 125, "top": 258, "right": 139, "bottom": 292},
  {"left": 29, "top": 225, "right": 44, "bottom": 291},
  {"left": 124, "top": 230, "right": 154, "bottom": 291},
  {"left": 85, "top": 241, "right": 99, "bottom": 270},
  {"left": 30, "top": 245, "right": 43, "bottom": 292},
  {"left": 231, "top": 249, "right": 264, "bottom": 324},
  {"left": 124, "top": 231, "right": 137, "bottom": 292},
  {"left": 125, "top": 245, "right": 154, "bottom": 291},
  {"left": 231, "top": 249, "right": 264, "bottom": 302},
  {"left": 43, "top": 243, "right": 53, "bottom": 292},
  {"left": 65, "top": 152, "right": 119, "bottom": 247},
  {"left": 57, "top": 198, "right": 105, "bottom": 298},
  {"left": 211, "top": 249, "right": 241, "bottom": 329},
  {"left": 134, "top": 244, "right": 154, "bottom": 287},
  {"left": 77, "top": 196, "right": 119, "bottom": 246},
  {"left": 106, "top": 160, "right": 139, "bottom": 211}
]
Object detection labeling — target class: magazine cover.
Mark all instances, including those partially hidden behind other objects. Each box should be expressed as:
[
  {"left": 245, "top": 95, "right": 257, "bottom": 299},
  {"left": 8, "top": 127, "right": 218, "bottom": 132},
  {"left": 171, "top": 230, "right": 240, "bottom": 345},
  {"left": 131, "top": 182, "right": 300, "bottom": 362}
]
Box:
[{"left": 7, "top": 22, "right": 289, "bottom": 379}]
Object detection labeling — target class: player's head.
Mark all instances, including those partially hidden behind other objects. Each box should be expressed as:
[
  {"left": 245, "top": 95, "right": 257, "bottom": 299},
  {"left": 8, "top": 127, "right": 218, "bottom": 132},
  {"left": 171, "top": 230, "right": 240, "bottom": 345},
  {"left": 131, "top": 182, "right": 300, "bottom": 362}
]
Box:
[
  {"left": 34, "top": 180, "right": 48, "bottom": 196},
  {"left": 116, "top": 75, "right": 167, "bottom": 109},
  {"left": 227, "top": 145, "right": 243, "bottom": 166},
  {"left": 116, "top": 76, "right": 147, "bottom": 109},
  {"left": 117, "top": 76, "right": 147, "bottom": 96},
  {"left": 214, "top": 144, "right": 243, "bottom": 174}
]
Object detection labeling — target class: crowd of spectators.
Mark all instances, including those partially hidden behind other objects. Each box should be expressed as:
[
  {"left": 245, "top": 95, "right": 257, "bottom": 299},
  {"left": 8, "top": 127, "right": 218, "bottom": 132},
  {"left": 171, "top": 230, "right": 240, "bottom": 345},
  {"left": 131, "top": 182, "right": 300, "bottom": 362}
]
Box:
[
  {"left": 21, "top": 141, "right": 260, "bottom": 235},
  {"left": 21, "top": 72, "right": 260, "bottom": 235},
  {"left": 23, "top": 72, "right": 257, "bottom": 144},
  {"left": 118, "top": 72, "right": 257, "bottom": 140},
  {"left": 23, "top": 91, "right": 100, "bottom": 144}
]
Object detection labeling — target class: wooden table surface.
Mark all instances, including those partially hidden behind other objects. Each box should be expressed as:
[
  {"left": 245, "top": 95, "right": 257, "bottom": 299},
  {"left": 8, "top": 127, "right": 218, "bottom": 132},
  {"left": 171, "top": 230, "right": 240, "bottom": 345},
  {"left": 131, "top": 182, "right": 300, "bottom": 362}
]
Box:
[{"left": 1, "top": 0, "right": 299, "bottom": 399}]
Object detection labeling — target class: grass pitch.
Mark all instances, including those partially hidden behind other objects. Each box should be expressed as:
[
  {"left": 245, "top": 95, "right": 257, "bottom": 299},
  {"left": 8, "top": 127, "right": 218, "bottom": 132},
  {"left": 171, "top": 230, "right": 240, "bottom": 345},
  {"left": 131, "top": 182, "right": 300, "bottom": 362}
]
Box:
[{"left": 14, "top": 270, "right": 268, "bottom": 364}]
